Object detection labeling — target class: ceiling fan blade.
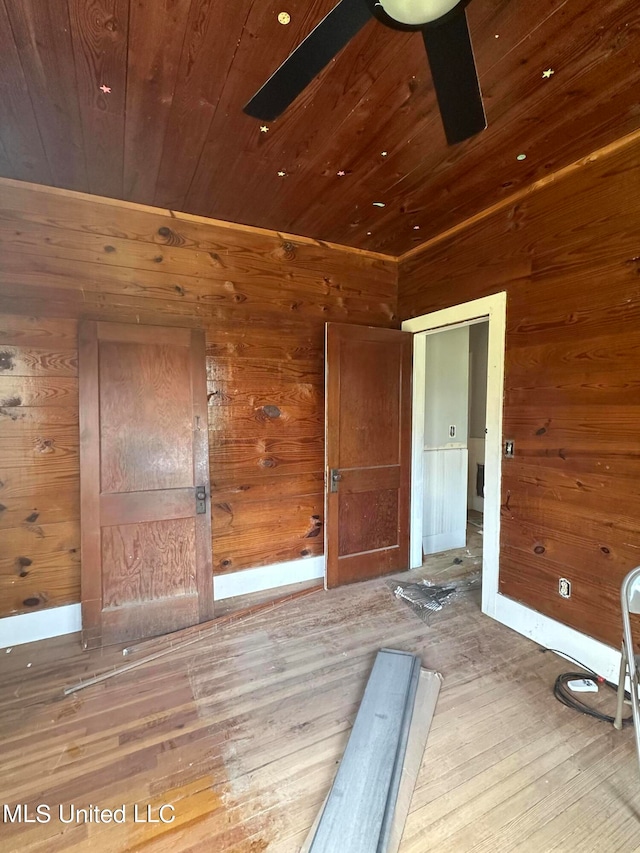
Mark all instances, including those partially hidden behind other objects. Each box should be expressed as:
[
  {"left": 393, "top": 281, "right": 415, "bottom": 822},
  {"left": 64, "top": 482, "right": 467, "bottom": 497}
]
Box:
[
  {"left": 422, "top": 9, "right": 486, "bottom": 145},
  {"left": 243, "top": 0, "right": 373, "bottom": 121}
]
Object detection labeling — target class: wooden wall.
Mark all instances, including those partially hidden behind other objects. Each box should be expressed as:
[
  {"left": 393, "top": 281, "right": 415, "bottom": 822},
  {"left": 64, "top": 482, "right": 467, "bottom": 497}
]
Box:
[
  {"left": 0, "top": 179, "right": 398, "bottom": 618},
  {"left": 399, "top": 134, "right": 640, "bottom": 649}
]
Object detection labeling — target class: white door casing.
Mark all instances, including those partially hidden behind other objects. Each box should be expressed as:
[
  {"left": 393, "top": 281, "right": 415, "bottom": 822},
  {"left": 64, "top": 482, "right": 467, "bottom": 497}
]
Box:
[{"left": 402, "top": 293, "right": 621, "bottom": 683}]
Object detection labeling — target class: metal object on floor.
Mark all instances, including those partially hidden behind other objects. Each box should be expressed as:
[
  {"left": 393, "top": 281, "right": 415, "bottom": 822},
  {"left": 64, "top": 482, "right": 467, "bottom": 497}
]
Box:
[
  {"left": 614, "top": 565, "right": 640, "bottom": 768},
  {"left": 387, "top": 573, "right": 481, "bottom": 624},
  {"left": 303, "top": 649, "right": 441, "bottom": 853}
]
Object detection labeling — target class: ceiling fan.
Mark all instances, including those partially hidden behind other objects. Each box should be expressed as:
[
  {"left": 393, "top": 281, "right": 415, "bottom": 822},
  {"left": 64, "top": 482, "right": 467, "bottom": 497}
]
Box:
[{"left": 243, "top": 0, "right": 486, "bottom": 145}]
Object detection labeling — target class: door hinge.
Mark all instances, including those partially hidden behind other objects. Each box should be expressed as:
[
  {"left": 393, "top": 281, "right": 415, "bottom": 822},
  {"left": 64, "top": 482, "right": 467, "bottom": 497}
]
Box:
[{"left": 330, "top": 469, "right": 342, "bottom": 493}]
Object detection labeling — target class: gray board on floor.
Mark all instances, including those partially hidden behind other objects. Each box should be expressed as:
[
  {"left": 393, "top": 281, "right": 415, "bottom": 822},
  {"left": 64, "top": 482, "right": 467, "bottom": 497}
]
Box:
[{"left": 307, "top": 648, "right": 422, "bottom": 853}]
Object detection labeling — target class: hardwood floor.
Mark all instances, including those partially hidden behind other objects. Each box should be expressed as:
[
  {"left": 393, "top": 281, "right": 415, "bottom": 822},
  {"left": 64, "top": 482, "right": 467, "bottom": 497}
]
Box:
[
  {"left": 214, "top": 578, "right": 323, "bottom": 619},
  {"left": 1, "top": 575, "right": 638, "bottom": 852},
  {"left": 418, "top": 516, "right": 484, "bottom": 586}
]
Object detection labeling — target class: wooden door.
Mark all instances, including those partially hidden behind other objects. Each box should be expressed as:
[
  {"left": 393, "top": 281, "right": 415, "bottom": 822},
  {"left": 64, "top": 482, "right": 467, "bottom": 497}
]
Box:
[
  {"left": 325, "top": 324, "right": 412, "bottom": 588},
  {"left": 79, "top": 321, "right": 214, "bottom": 649}
]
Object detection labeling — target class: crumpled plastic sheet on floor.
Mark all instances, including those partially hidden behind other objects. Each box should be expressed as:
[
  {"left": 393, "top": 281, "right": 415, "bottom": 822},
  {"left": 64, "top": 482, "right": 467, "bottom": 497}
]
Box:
[{"left": 387, "top": 572, "right": 481, "bottom": 624}]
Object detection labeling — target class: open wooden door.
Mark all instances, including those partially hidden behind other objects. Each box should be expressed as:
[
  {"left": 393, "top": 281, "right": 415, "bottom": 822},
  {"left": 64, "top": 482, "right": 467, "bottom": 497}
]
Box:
[
  {"left": 325, "top": 323, "right": 412, "bottom": 588},
  {"left": 79, "top": 321, "right": 214, "bottom": 649}
]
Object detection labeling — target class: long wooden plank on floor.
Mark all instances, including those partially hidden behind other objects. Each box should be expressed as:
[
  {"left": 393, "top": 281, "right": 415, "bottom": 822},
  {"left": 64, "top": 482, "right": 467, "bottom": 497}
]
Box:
[
  {"left": 305, "top": 649, "right": 420, "bottom": 853},
  {"left": 388, "top": 670, "right": 442, "bottom": 853},
  {"left": 302, "top": 668, "right": 442, "bottom": 853}
]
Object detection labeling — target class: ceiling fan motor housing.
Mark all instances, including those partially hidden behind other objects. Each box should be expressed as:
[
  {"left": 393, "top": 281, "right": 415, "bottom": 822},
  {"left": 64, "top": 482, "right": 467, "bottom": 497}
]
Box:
[{"left": 368, "top": 0, "right": 470, "bottom": 30}]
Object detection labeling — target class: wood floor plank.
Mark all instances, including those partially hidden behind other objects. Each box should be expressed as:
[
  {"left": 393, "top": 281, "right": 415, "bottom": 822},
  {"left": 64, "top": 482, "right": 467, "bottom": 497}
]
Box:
[{"left": 0, "top": 573, "right": 637, "bottom": 853}]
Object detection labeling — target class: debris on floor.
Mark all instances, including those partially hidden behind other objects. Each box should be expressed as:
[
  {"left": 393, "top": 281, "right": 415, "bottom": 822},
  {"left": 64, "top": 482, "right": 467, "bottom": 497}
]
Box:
[
  {"left": 301, "top": 649, "right": 441, "bottom": 853},
  {"left": 387, "top": 572, "right": 481, "bottom": 624}
]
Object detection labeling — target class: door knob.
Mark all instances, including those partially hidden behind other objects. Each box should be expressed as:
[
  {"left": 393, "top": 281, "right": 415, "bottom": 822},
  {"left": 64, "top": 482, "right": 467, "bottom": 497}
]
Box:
[{"left": 195, "top": 486, "right": 207, "bottom": 514}]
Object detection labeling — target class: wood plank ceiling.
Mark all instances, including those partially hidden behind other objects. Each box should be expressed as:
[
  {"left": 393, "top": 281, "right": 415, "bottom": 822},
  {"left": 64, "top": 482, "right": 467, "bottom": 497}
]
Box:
[{"left": 0, "top": 0, "right": 639, "bottom": 256}]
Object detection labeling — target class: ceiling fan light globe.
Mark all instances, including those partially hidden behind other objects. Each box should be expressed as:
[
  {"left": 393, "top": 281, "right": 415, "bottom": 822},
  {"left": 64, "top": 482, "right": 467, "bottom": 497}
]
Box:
[{"left": 376, "top": 0, "right": 462, "bottom": 26}]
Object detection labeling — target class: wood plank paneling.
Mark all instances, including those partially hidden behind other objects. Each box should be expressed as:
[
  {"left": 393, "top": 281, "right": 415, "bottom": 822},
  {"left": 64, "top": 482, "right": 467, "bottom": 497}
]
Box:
[
  {"left": 0, "top": 191, "right": 397, "bottom": 322},
  {"left": 0, "top": 316, "right": 78, "bottom": 348},
  {"left": 123, "top": 0, "right": 193, "bottom": 202},
  {"left": 0, "top": 521, "right": 80, "bottom": 613},
  {"left": 0, "top": 378, "right": 78, "bottom": 408},
  {"left": 0, "top": 1, "right": 52, "bottom": 185},
  {"left": 399, "top": 133, "right": 640, "bottom": 649},
  {"left": 209, "top": 401, "right": 323, "bottom": 438},
  {"left": 0, "top": 311, "right": 80, "bottom": 611},
  {"left": 185, "top": 5, "right": 412, "bottom": 226},
  {"left": 210, "top": 436, "right": 324, "bottom": 484},
  {"left": 182, "top": 0, "right": 341, "bottom": 216},
  {"left": 0, "top": 137, "right": 13, "bottom": 179},
  {"left": 67, "top": 0, "right": 130, "bottom": 199},
  {"left": 344, "top": 0, "right": 640, "bottom": 254},
  {"left": 0, "top": 180, "right": 396, "bottom": 279},
  {"left": 0, "top": 450, "right": 80, "bottom": 498},
  {"left": 211, "top": 496, "right": 324, "bottom": 573},
  {"left": 0, "top": 0, "right": 639, "bottom": 254},
  {"left": 3, "top": 0, "right": 87, "bottom": 190},
  {"left": 0, "top": 421, "right": 79, "bottom": 462},
  {"left": 0, "top": 180, "right": 397, "bottom": 618},
  {"left": 0, "top": 488, "right": 79, "bottom": 531},
  {"left": 0, "top": 346, "right": 77, "bottom": 376},
  {"left": 152, "top": 0, "right": 252, "bottom": 210}
]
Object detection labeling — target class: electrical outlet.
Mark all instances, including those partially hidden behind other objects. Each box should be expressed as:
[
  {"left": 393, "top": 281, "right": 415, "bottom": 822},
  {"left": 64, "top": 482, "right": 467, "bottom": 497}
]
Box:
[{"left": 558, "top": 577, "right": 571, "bottom": 599}]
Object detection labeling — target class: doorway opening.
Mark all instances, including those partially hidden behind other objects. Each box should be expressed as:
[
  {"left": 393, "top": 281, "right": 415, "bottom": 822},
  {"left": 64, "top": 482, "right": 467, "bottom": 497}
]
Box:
[
  {"left": 401, "top": 293, "right": 506, "bottom": 621},
  {"left": 414, "top": 319, "right": 488, "bottom": 590}
]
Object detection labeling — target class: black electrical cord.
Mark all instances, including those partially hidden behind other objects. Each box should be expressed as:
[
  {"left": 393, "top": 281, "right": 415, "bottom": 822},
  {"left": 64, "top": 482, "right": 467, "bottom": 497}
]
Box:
[
  {"left": 552, "top": 672, "right": 632, "bottom": 726},
  {"left": 541, "top": 648, "right": 633, "bottom": 727}
]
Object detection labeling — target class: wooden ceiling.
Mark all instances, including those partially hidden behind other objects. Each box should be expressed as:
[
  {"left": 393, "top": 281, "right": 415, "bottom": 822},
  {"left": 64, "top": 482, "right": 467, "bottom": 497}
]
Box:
[{"left": 1, "top": 0, "right": 639, "bottom": 256}]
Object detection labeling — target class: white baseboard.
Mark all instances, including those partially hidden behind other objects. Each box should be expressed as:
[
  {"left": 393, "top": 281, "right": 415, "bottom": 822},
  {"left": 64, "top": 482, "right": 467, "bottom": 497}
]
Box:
[
  {"left": 213, "top": 555, "right": 324, "bottom": 600},
  {"left": 0, "top": 603, "right": 82, "bottom": 650},
  {"left": 0, "top": 556, "right": 326, "bottom": 649},
  {"left": 423, "top": 532, "right": 466, "bottom": 554},
  {"left": 470, "top": 496, "right": 485, "bottom": 513},
  {"left": 489, "top": 592, "right": 621, "bottom": 683}
]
